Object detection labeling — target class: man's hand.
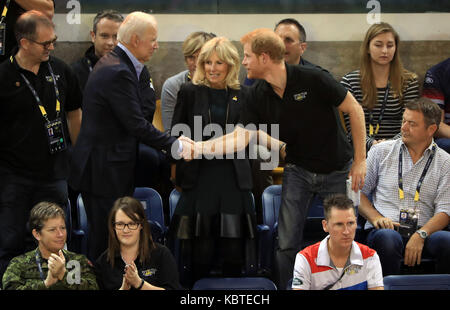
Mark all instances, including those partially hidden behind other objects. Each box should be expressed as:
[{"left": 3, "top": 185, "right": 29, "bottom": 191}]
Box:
[
  {"left": 177, "top": 136, "right": 194, "bottom": 161},
  {"left": 404, "top": 233, "right": 425, "bottom": 267},
  {"left": 348, "top": 159, "right": 366, "bottom": 191},
  {"left": 372, "top": 216, "right": 400, "bottom": 230}
]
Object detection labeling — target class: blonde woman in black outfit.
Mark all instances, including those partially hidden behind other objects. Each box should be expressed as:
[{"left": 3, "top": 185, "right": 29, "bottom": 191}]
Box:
[{"left": 170, "top": 37, "right": 257, "bottom": 286}]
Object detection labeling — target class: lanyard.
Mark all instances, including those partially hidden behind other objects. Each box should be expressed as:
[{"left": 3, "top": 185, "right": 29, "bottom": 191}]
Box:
[
  {"left": 0, "top": 0, "right": 10, "bottom": 24},
  {"left": 12, "top": 57, "right": 61, "bottom": 122},
  {"left": 398, "top": 143, "right": 436, "bottom": 203},
  {"left": 35, "top": 250, "right": 46, "bottom": 281},
  {"left": 368, "top": 84, "right": 390, "bottom": 138}
]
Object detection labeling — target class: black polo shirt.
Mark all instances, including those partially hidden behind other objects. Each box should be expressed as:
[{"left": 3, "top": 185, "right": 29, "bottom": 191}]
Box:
[
  {"left": 94, "top": 243, "right": 182, "bottom": 290},
  {"left": 0, "top": 54, "right": 82, "bottom": 180},
  {"left": 240, "top": 63, "right": 352, "bottom": 174}
]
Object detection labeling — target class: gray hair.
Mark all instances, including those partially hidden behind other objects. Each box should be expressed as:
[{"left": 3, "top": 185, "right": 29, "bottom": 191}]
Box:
[{"left": 117, "top": 11, "right": 157, "bottom": 44}]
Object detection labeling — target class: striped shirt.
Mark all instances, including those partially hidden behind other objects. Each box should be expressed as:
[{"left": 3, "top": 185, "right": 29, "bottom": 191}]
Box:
[
  {"left": 292, "top": 236, "right": 383, "bottom": 290},
  {"left": 362, "top": 138, "right": 450, "bottom": 229},
  {"left": 341, "top": 70, "right": 419, "bottom": 145}
]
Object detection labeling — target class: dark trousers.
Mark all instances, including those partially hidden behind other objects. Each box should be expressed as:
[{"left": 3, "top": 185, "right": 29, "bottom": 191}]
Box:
[
  {"left": 366, "top": 228, "right": 450, "bottom": 275},
  {"left": 80, "top": 192, "right": 116, "bottom": 262},
  {"left": 0, "top": 172, "right": 68, "bottom": 279},
  {"left": 274, "top": 162, "right": 349, "bottom": 290}
]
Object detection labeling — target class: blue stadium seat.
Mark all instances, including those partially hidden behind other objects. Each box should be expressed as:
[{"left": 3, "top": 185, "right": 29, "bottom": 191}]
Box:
[
  {"left": 383, "top": 274, "right": 450, "bottom": 290},
  {"left": 169, "top": 188, "right": 180, "bottom": 219},
  {"left": 259, "top": 185, "right": 327, "bottom": 274},
  {"left": 133, "top": 187, "right": 167, "bottom": 244},
  {"left": 71, "top": 194, "right": 89, "bottom": 256},
  {"left": 64, "top": 199, "right": 72, "bottom": 247},
  {"left": 192, "top": 277, "right": 277, "bottom": 290},
  {"left": 168, "top": 188, "right": 259, "bottom": 287}
]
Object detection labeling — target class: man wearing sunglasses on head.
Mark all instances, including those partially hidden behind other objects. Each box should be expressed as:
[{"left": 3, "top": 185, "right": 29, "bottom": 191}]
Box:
[{"left": 0, "top": 10, "right": 82, "bottom": 281}]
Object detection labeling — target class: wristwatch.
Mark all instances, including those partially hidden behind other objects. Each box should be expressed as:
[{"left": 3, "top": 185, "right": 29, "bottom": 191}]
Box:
[{"left": 416, "top": 229, "right": 428, "bottom": 239}]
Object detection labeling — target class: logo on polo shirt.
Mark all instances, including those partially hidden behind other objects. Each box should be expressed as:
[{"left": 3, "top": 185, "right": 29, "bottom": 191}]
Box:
[
  {"left": 45, "top": 74, "right": 60, "bottom": 83},
  {"left": 293, "top": 91, "right": 307, "bottom": 102},
  {"left": 141, "top": 268, "right": 157, "bottom": 277}
]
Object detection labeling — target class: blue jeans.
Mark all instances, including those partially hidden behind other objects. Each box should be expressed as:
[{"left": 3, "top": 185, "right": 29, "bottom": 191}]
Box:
[
  {"left": 366, "top": 228, "right": 450, "bottom": 275},
  {"left": 274, "top": 161, "right": 350, "bottom": 289},
  {"left": 0, "top": 171, "right": 68, "bottom": 279}
]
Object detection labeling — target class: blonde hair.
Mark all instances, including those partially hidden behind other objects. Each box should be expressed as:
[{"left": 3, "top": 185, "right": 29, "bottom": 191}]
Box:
[
  {"left": 182, "top": 31, "right": 215, "bottom": 58},
  {"left": 192, "top": 37, "right": 240, "bottom": 90},
  {"left": 359, "top": 22, "right": 417, "bottom": 110},
  {"left": 240, "top": 28, "right": 285, "bottom": 63},
  {"left": 117, "top": 11, "right": 157, "bottom": 44}
]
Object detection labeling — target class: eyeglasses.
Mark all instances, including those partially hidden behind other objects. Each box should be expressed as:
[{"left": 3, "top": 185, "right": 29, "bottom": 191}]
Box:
[
  {"left": 27, "top": 36, "right": 58, "bottom": 49},
  {"left": 114, "top": 222, "right": 140, "bottom": 230}
]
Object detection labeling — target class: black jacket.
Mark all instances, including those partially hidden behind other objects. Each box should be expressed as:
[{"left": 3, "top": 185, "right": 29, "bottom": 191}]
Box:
[
  {"left": 69, "top": 45, "right": 177, "bottom": 197},
  {"left": 171, "top": 82, "right": 252, "bottom": 190}
]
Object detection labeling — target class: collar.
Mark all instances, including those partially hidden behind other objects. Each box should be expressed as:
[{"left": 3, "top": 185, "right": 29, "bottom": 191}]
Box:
[
  {"left": 316, "top": 235, "right": 364, "bottom": 268},
  {"left": 260, "top": 62, "right": 292, "bottom": 94},
  {"left": 117, "top": 42, "right": 144, "bottom": 79},
  {"left": 85, "top": 45, "right": 99, "bottom": 65},
  {"left": 400, "top": 138, "right": 435, "bottom": 155}
]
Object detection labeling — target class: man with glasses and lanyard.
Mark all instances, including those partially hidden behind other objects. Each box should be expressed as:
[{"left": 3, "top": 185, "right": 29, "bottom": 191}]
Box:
[
  {"left": 0, "top": 0, "right": 54, "bottom": 63},
  {"left": 0, "top": 10, "right": 82, "bottom": 280},
  {"left": 359, "top": 97, "right": 450, "bottom": 276}
]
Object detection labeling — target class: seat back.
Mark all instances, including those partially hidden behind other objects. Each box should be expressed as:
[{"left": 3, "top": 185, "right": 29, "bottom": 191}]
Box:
[
  {"left": 133, "top": 187, "right": 166, "bottom": 244},
  {"left": 169, "top": 188, "right": 181, "bottom": 219},
  {"left": 383, "top": 274, "right": 450, "bottom": 290},
  {"left": 192, "top": 277, "right": 277, "bottom": 290},
  {"left": 259, "top": 185, "right": 328, "bottom": 271},
  {"left": 71, "top": 194, "right": 89, "bottom": 256}
]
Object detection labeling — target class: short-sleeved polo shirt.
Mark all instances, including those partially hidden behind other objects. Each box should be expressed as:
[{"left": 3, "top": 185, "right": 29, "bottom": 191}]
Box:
[
  {"left": 0, "top": 54, "right": 82, "bottom": 180},
  {"left": 240, "top": 63, "right": 352, "bottom": 174}
]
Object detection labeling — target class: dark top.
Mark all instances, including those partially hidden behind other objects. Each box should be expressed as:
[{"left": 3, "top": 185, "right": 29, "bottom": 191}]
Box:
[
  {"left": 240, "top": 63, "right": 351, "bottom": 174},
  {"left": 0, "top": 0, "right": 24, "bottom": 63},
  {"left": 0, "top": 53, "right": 82, "bottom": 180},
  {"left": 68, "top": 45, "right": 176, "bottom": 197},
  {"left": 171, "top": 82, "right": 253, "bottom": 190},
  {"left": 94, "top": 243, "right": 182, "bottom": 290},
  {"left": 0, "top": 0, "right": 55, "bottom": 63}
]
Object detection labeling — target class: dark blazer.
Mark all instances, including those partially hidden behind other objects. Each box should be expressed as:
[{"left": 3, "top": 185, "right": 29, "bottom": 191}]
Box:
[
  {"left": 171, "top": 82, "right": 252, "bottom": 190},
  {"left": 69, "top": 46, "right": 177, "bottom": 197}
]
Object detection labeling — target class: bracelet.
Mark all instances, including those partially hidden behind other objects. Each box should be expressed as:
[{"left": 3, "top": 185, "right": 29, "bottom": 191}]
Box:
[{"left": 136, "top": 278, "right": 145, "bottom": 290}]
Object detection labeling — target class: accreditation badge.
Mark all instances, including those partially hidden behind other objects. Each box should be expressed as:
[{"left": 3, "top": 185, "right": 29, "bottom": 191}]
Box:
[
  {"left": 397, "top": 208, "right": 418, "bottom": 238},
  {"left": 0, "top": 23, "right": 6, "bottom": 56},
  {"left": 46, "top": 118, "right": 67, "bottom": 154}
]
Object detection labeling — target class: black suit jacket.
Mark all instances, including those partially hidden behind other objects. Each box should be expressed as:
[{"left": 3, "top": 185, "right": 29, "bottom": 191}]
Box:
[
  {"left": 171, "top": 82, "right": 252, "bottom": 190},
  {"left": 69, "top": 46, "right": 177, "bottom": 197}
]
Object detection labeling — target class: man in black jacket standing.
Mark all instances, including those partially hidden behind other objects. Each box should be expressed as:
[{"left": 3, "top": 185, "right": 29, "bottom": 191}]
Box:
[{"left": 69, "top": 12, "right": 193, "bottom": 261}]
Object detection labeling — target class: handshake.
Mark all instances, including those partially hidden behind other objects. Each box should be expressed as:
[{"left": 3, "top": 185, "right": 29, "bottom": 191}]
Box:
[{"left": 176, "top": 136, "right": 202, "bottom": 161}]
